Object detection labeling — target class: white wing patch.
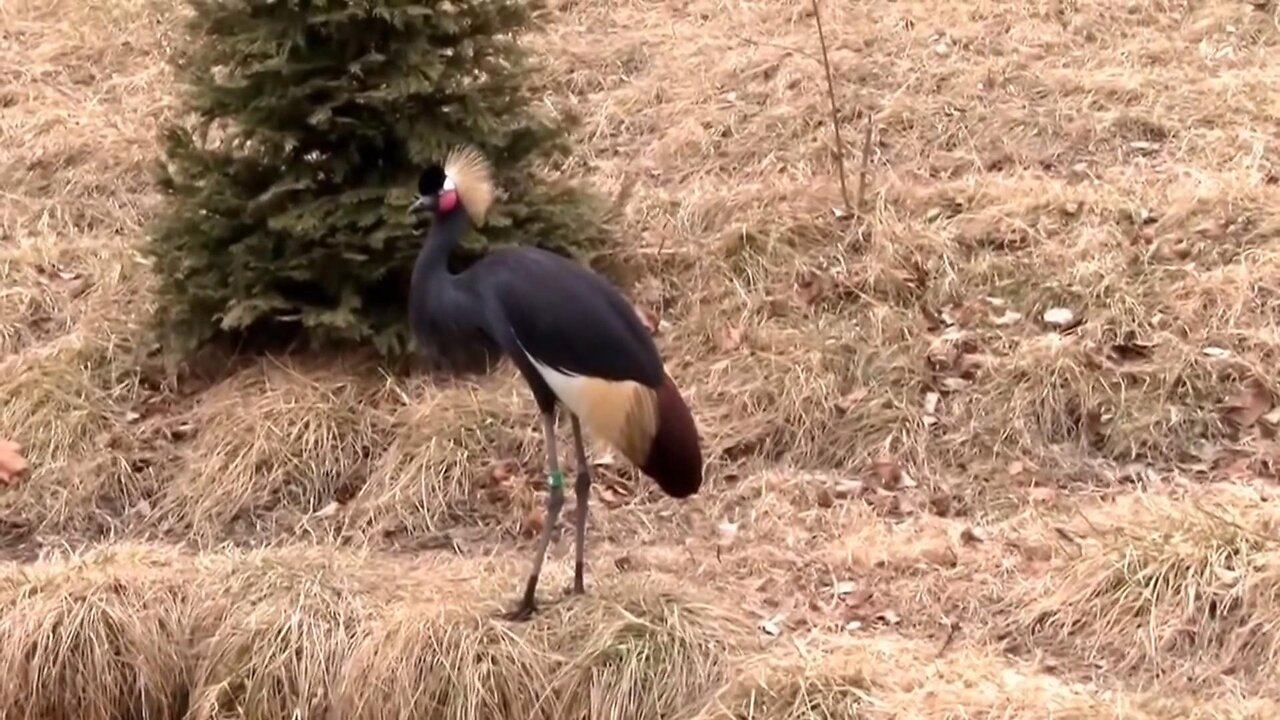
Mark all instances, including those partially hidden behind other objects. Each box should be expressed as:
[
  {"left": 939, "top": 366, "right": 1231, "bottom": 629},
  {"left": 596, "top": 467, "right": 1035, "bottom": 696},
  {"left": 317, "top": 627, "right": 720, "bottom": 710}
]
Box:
[{"left": 514, "top": 332, "right": 658, "bottom": 464}]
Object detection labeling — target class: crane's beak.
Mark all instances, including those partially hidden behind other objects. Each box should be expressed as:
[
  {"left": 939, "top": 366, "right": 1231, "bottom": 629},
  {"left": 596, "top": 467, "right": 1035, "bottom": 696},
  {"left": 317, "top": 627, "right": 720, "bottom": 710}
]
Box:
[{"left": 408, "top": 194, "right": 437, "bottom": 218}]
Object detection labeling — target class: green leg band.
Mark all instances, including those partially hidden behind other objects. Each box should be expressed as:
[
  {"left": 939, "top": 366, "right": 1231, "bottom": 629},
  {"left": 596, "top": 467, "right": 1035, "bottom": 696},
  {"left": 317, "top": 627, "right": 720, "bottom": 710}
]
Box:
[{"left": 548, "top": 470, "right": 564, "bottom": 489}]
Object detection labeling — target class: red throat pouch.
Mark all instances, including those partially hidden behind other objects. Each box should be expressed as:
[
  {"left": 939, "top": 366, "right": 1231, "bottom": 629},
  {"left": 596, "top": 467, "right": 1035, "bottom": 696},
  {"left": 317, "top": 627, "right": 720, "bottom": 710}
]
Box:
[{"left": 439, "top": 190, "right": 459, "bottom": 213}]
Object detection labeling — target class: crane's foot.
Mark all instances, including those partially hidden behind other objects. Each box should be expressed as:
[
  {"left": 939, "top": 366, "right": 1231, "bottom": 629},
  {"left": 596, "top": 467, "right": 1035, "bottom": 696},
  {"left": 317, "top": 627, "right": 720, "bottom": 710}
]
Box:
[{"left": 501, "top": 598, "right": 538, "bottom": 622}]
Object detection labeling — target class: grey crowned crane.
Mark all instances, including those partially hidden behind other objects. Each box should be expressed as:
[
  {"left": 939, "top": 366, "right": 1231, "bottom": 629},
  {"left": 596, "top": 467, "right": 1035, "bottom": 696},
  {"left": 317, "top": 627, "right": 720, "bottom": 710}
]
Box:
[{"left": 406, "top": 146, "right": 703, "bottom": 621}]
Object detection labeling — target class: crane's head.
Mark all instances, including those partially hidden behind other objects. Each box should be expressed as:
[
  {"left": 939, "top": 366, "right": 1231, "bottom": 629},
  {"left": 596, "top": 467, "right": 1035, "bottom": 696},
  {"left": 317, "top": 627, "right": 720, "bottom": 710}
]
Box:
[{"left": 408, "top": 145, "right": 495, "bottom": 228}]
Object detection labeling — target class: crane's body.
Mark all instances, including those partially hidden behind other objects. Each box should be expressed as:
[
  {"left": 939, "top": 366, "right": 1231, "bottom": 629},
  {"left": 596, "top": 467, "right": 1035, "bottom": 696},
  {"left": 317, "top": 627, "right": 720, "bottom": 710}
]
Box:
[{"left": 407, "top": 146, "right": 703, "bottom": 620}]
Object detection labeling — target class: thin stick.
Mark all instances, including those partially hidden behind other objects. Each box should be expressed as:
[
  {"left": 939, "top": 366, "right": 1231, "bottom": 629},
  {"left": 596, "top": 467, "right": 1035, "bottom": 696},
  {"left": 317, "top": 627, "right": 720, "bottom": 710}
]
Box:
[
  {"left": 810, "top": 0, "right": 850, "bottom": 212},
  {"left": 854, "top": 117, "right": 873, "bottom": 215}
]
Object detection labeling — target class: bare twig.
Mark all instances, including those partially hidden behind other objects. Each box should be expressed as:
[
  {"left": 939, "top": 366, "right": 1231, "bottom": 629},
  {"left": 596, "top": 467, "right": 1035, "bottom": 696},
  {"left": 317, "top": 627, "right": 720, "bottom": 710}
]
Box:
[
  {"left": 935, "top": 617, "right": 960, "bottom": 659},
  {"left": 854, "top": 117, "right": 874, "bottom": 215},
  {"left": 810, "top": 0, "right": 850, "bottom": 212}
]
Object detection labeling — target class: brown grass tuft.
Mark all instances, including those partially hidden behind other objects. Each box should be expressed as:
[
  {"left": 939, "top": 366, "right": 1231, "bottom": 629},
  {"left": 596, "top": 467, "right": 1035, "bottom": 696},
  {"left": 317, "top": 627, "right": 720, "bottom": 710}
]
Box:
[
  {"left": 1006, "top": 490, "right": 1280, "bottom": 692},
  {"left": 338, "top": 607, "right": 551, "bottom": 720},
  {"left": 717, "top": 664, "right": 875, "bottom": 720},
  {"left": 0, "top": 326, "right": 160, "bottom": 543},
  {"left": 0, "top": 543, "right": 192, "bottom": 720},
  {"left": 154, "top": 359, "right": 390, "bottom": 542},
  {"left": 550, "top": 588, "right": 742, "bottom": 719},
  {"left": 352, "top": 370, "right": 539, "bottom": 540},
  {"left": 185, "top": 550, "right": 374, "bottom": 720}
]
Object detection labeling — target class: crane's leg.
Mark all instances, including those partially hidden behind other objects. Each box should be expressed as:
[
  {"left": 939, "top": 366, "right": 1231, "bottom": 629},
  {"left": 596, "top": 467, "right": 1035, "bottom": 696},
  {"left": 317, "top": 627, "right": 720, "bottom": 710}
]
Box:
[
  {"left": 568, "top": 414, "right": 592, "bottom": 596},
  {"left": 506, "top": 410, "right": 565, "bottom": 622}
]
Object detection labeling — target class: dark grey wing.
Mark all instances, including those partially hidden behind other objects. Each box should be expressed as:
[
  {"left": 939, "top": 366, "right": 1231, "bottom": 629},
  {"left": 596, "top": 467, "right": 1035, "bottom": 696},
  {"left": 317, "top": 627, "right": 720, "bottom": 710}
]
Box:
[{"left": 463, "top": 247, "right": 665, "bottom": 388}]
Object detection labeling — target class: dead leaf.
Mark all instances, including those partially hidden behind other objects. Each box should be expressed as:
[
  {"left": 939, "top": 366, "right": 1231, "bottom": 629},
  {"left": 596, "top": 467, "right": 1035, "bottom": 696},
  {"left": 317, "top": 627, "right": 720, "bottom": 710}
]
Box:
[
  {"left": 0, "top": 440, "right": 28, "bottom": 486},
  {"left": 928, "top": 492, "right": 955, "bottom": 517},
  {"left": 958, "top": 353, "right": 987, "bottom": 375},
  {"left": 876, "top": 610, "right": 902, "bottom": 626},
  {"left": 521, "top": 507, "right": 545, "bottom": 538},
  {"left": 941, "top": 302, "right": 979, "bottom": 327},
  {"left": 1108, "top": 332, "right": 1155, "bottom": 362},
  {"left": 795, "top": 271, "right": 830, "bottom": 307},
  {"left": 1222, "top": 378, "right": 1274, "bottom": 428},
  {"left": 1118, "top": 462, "right": 1156, "bottom": 484},
  {"left": 1262, "top": 407, "right": 1280, "bottom": 427},
  {"left": 1213, "top": 565, "right": 1241, "bottom": 586},
  {"left": 1027, "top": 486, "right": 1058, "bottom": 503},
  {"left": 1007, "top": 461, "right": 1025, "bottom": 477},
  {"left": 1042, "top": 307, "right": 1081, "bottom": 331},
  {"left": 66, "top": 277, "right": 91, "bottom": 298},
  {"left": 634, "top": 304, "right": 660, "bottom": 335},
  {"left": 834, "top": 387, "right": 870, "bottom": 413},
  {"left": 871, "top": 455, "right": 901, "bottom": 489},
  {"left": 1010, "top": 539, "right": 1054, "bottom": 563},
  {"left": 834, "top": 580, "right": 858, "bottom": 597},
  {"left": 926, "top": 334, "right": 962, "bottom": 370},
  {"left": 991, "top": 309, "right": 1023, "bottom": 326},
  {"left": 816, "top": 486, "right": 836, "bottom": 508},
  {"left": 832, "top": 480, "right": 866, "bottom": 499},
  {"left": 892, "top": 493, "right": 919, "bottom": 516},
  {"left": 718, "top": 326, "right": 744, "bottom": 351},
  {"left": 598, "top": 485, "right": 626, "bottom": 509},
  {"left": 717, "top": 520, "right": 740, "bottom": 547},
  {"left": 922, "top": 392, "right": 941, "bottom": 428},
  {"left": 759, "top": 614, "right": 785, "bottom": 637},
  {"left": 841, "top": 587, "right": 874, "bottom": 608},
  {"left": 313, "top": 501, "right": 342, "bottom": 519},
  {"left": 167, "top": 422, "right": 196, "bottom": 441},
  {"left": 489, "top": 459, "right": 520, "bottom": 486},
  {"left": 1202, "top": 346, "right": 1232, "bottom": 359},
  {"left": 960, "top": 526, "right": 989, "bottom": 544}
]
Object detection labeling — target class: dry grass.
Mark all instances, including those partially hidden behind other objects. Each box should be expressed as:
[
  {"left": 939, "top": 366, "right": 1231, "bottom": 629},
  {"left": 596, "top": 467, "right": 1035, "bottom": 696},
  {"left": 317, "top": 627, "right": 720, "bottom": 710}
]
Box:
[
  {"left": 348, "top": 369, "right": 541, "bottom": 541},
  {"left": 0, "top": 544, "right": 193, "bottom": 720},
  {"left": 185, "top": 550, "right": 375, "bottom": 719},
  {"left": 4, "top": 0, "right": 1280, "bottom": 713},
  {"left": 153, "top": 359, "right": 390, "bottom": 542},
  {"left": 1006, "top": 486, "right": 1280, "bottom": 694},
  {"left": 0, "top": 544, "right": 749, "bottom": 720}
]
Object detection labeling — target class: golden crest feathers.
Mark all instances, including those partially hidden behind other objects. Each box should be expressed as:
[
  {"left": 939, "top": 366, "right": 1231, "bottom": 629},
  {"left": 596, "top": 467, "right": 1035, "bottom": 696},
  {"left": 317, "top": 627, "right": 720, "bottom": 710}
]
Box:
[{"left": 444, "top": 145, "right": 496, "bottom": 227}]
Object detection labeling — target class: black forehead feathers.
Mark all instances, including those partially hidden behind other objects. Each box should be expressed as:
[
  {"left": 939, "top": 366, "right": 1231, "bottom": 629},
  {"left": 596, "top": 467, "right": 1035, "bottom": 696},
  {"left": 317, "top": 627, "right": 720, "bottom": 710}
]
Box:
[{"left": 418, "top": 163, "right": 446, "bottom": 195}]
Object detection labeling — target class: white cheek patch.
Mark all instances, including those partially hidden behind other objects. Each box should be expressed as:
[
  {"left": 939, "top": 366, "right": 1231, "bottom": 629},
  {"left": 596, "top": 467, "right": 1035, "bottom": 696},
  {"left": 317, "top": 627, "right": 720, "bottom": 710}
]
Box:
[{"left": 443, "top": 175, "right": 457, "bottom": 192}]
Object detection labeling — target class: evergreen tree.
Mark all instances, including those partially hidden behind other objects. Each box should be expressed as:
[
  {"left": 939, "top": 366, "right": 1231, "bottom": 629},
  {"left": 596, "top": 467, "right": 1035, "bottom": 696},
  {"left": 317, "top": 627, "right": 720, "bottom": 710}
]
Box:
[{"left": 146, "top": 0, "right": 610, "bottom": 361}]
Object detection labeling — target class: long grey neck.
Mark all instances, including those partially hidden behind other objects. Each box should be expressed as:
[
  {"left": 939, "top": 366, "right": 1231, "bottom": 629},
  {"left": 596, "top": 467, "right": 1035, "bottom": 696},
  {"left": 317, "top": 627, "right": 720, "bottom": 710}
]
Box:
[{"left": 414, "top": 209, "right": 471, "bottom": 283}]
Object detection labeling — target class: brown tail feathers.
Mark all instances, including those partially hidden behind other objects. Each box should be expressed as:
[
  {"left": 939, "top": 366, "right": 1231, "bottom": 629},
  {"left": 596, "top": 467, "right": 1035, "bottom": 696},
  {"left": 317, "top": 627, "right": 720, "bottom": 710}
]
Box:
[
  {"left": 637, "top": 372, "right": 703, "bottom": 498},
  {"left": 569, "top": 371, "right": 703, "bottom": 498}
]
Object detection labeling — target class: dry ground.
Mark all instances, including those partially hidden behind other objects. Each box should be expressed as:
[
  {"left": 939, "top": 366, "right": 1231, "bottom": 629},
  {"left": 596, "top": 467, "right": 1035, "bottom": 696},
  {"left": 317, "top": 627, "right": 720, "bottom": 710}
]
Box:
[{"left": 3, "top": 0, "right": 1280, "bottom": 716}]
